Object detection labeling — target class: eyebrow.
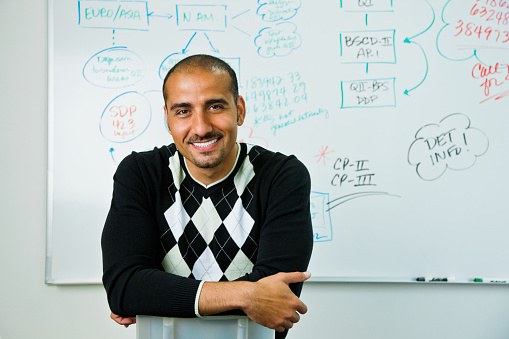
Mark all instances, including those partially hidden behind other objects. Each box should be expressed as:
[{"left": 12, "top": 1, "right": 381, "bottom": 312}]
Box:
[
  {"left": 170, "top": 102, "right": 192, "bottom": 111},
  {"left": 205, "top": 98, "right": 229, "bottom": 107},
  {"left": 170, "top": 98, "right": 230, "bottom": 111}
]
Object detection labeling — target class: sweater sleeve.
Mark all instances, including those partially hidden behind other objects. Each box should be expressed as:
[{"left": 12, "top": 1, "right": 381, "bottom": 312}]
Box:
[
  {"left": 235, "top": 155, "right": 314, "bottom": 296},
  {"left": 233, "top": 155, "right": 313, "bottom": 339},
  {"left": 101, "top": 153, "right": 201, "bottom": 318}
]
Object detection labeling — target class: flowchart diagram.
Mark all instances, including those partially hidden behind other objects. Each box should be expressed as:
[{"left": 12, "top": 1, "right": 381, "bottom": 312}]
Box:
[
  {"left": 73, "top": 0, "right": 506, "bottom": 242},
  {"left": 47, "top": 0, "right": 509, "bottom": 282}
]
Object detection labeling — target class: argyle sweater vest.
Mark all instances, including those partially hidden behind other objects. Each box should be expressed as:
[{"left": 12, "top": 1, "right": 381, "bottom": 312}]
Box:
[
  {"left": 103, "top": 142, "right": 313, "bottom": 339},
  {"left": 161, "top": 143, "right": 268, "bottom": 282}
]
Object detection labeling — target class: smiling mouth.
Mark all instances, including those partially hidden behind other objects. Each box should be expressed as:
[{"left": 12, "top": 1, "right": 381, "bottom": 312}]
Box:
[{"left": 192, "top": 138, "right": 219, "bottom": 149}]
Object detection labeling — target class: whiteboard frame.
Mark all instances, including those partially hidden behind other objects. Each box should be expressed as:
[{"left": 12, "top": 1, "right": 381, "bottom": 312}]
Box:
[
  {"left": 45, "top": 0, "right": 509, "bottom": 286},
  {"left": 45, "top": 0, "right": 56, "bottom": 284}
]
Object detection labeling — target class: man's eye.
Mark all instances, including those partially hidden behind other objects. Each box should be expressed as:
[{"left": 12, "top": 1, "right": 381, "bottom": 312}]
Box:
[
  {"left": 176, "top": 109, "right": 189, "bottom": 115},
  {"left": 210, "top": 104, "right": 223, "bottom": 110}
]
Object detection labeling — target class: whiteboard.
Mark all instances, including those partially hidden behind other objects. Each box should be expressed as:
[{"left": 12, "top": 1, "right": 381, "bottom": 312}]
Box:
[{"left": 47, "top": 0, "right": 509, "bottom": 284}]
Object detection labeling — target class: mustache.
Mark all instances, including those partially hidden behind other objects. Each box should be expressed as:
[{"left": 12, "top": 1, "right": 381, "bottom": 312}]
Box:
[{"left": 186, "top": 132, "right": 223, "bottom": 143}]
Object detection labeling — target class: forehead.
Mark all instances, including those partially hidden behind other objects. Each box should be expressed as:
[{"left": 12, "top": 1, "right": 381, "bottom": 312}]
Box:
[{"left": 164, "top": 69, "right": 232, "bottom": 103}]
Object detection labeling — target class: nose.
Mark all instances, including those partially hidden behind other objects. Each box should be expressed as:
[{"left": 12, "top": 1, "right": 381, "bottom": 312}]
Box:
[{"left": 190, "top": 109, "right": 213, "bottom": 137}]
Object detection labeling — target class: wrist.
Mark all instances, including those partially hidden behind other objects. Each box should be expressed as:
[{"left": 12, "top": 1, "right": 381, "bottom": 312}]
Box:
[
  {"left": 198, "top": 280, "right": 253, "bottom": 316},
  {"left": 236, "top": 280, "right": 254, "bottom": 312}
]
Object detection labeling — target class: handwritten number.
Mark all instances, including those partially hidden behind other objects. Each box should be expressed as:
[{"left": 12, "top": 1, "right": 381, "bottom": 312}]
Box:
[
  {"left": 485, "top": 26, "right": 493, "bottom": 39},
  {"left": 455, "top": 20, "right": 464, "bottom": 36},
  {"left": 503, "top": 31, "right": 509, "bottom": 42}
]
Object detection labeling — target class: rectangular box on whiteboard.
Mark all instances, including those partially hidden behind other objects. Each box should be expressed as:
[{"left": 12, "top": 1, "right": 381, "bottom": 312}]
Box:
[
  {"left": 176, "top": 5, "right": 227, "bottom": 31},
  {"left": 341, "top": 78, "right": 396, "bottom": 108},
  {"left": 340, "top": 30, "right": 396, "bottom": 64},
  {"left": 78, "top": 1, "right": 149, "bottom": 30},
  {"left": 340, "top": 0, "right": 394, "bottom": 12}
]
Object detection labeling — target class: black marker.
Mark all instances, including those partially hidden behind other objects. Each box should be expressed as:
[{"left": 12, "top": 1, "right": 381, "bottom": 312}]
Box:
[{"left": 416, "top": 276, "right": 455, "bottom": 282}]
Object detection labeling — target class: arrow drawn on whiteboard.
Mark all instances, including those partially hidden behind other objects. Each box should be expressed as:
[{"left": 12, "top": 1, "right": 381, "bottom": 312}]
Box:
[
  {"left": 147, "top": 12, "right": 173, "bottom": 20},
  {"left": 182, "top": 32, "right": 197, "bottom": 54},
  {"left": 326, "top": 191, "right": 400, "bottom": 212},
  {"left": 181, "top": 32, "right": 220, "bottom": 54},
  {"left": 403, "top": 40, "right": 429, "bottom": 95},
  {"left": 403, "top": 0, "right": 434, "bottom": 95},
  {"left": 404, "top": 0, "right": 435, "bottom": 41},
  {"left": 109, "top": 148, "right": 116, "bottom": 164},
  {"left": 204, "top": 33, "right": 220, "bottom": 53}
]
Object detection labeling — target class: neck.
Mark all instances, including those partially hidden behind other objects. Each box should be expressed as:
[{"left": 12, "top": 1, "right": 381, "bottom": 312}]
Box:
[{"left": 185, "top": 143, "right": 240, "bottom": 187}]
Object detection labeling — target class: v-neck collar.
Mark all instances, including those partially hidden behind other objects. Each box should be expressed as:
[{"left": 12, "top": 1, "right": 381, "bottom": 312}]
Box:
[{"left": 182, "top": 143, "right": 242, "bottom": 190}]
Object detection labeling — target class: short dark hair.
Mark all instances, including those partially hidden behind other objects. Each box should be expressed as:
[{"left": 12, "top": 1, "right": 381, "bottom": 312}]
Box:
[{"left": 162, "top": 54, "right": 239, "bottom": 104}]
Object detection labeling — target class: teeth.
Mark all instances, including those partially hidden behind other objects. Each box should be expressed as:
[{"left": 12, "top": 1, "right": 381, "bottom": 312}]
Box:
[{"left": 193, "top": 139, "right": 218, "bottom": 148}]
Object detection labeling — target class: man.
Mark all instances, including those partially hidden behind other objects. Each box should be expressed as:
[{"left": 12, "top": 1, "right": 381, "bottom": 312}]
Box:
[{"left": 102, "top": 54, "right": 313, "bottom": 338}]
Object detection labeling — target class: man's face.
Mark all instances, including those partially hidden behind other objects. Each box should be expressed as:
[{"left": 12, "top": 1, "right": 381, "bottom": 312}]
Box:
[{"left": 163, "top": 68, "right": 245, "bottom": 183}]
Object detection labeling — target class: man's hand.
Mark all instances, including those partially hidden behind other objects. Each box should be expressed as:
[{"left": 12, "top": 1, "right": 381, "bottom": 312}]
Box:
[
  {"left": 110, "top": 312, "right": 136, "bottom": 328},
  {"left": 110, "top": 272, "right": 310, "bottom": 333},
  {"left": 242, "top": 271, "right": 311, "bottom": 332},
  {"left": 198, "top": 271, "right": 311, "bottom": 333}
]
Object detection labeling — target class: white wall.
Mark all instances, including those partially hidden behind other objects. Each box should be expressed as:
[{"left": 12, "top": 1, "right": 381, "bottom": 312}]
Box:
[{"left": 1, "top": 1, "right": 509, "bottom": 338}]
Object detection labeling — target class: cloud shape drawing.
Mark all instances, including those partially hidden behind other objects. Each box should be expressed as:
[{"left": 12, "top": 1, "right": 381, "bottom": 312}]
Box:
[
  {"left": 437, "top": 0, "right": 507, "bottom": 63},
  {"left": 408, "top": 113, "right": 489, "bottom": 181},
  {"left": 255, "top": 22, "right": 302, "bottom": 58},
  {"left": 256, "top": 0, "right": 301, "bottom": 22}
]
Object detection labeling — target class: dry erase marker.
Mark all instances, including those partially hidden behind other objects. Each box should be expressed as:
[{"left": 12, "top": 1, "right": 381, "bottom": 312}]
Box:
[
  {"left": 473, "top": 278, "right": 508, "bottom": 283},
  {"left": 429, "top": 277, "right": 455, "bottom": 282},
  {"left": 416, "top": 277, "right": 455, "bottom": 282}
]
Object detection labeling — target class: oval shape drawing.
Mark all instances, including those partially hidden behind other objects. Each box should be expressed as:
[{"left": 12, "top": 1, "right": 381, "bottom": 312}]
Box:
[
  {"left": 100, "top": 91, "right": 152, "bottom": 143},
  {"left": 159, "top": 53, "right": 185, "bottom": 79},
  {"left": 83, "top": 47, "right": 146, "bottom": 88}
]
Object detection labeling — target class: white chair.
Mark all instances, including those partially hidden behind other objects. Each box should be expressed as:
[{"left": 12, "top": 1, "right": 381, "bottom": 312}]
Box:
[{"left": 136, "top": 315, "right": 274, "bottom": 339}]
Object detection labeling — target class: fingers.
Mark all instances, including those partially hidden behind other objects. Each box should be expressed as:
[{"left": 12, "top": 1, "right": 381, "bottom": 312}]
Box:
[
  {"left": 110, "top": 312, "right": 136, "bottom": 328},
  {"left": 280, "top": 271, "right": 311, "bottom": 284},
  {"left": 275, "top": 325, "right": 287, "bottom": 333},
  {"left": 290, "top": 310, "right": 301, "bottom": 323},
  {"left": 275, "top": 311, "right": 301, "bottom": 332},
  {"left": 243, "top": 272, "right": 311, "bottom": 332},
  {"left": 121, "top": 318, "right": 136, "bottom": 326},
  {"left": 296, "top": 299, "right": 308, "bottom": 315},
  {"left": 275, "top": 321, "right": 293, "bottom": 332}
]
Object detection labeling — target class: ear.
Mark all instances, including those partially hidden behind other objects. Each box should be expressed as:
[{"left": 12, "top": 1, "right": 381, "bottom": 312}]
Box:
[
  {"left": 236, "top": 96, "right": 246, "bottom": 126},
  {"left": 163, "top": 105, "right": 172, "bottom": 134}
]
